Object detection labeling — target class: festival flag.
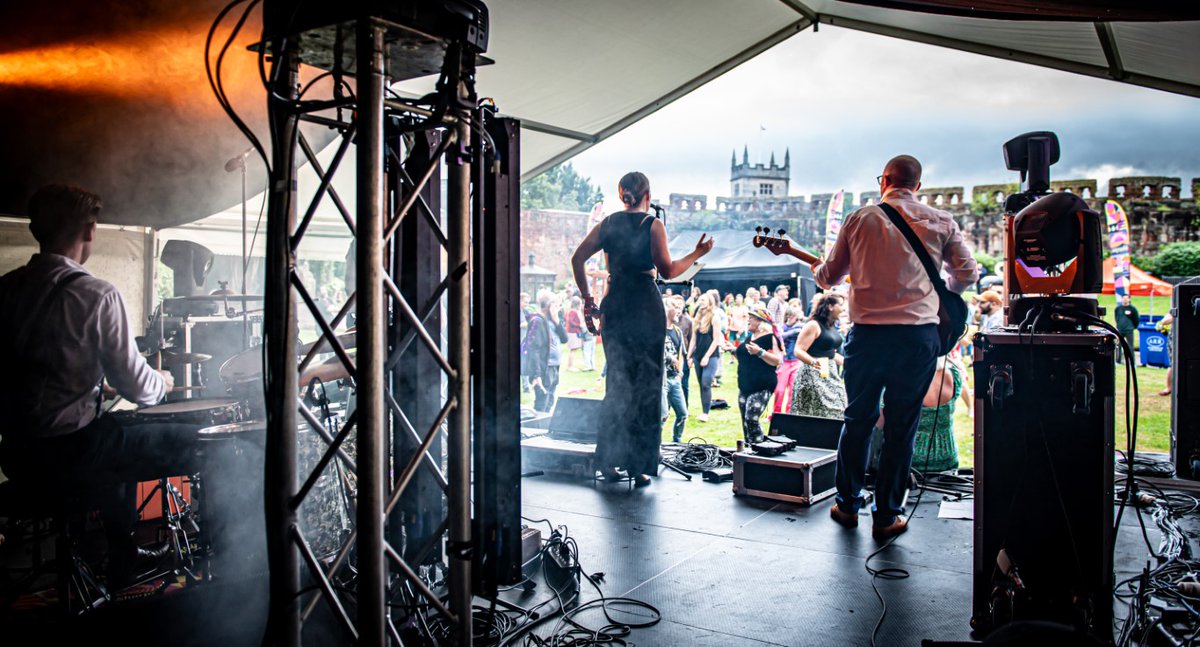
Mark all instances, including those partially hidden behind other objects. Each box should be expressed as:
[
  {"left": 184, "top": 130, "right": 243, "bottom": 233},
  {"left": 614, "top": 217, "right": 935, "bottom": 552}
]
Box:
[
  {"left": 823, "top": 190, "right": 846, "bottom": 260},
  {"left": 1105, "top": 200, "right": 1132, "bottom": 301}
]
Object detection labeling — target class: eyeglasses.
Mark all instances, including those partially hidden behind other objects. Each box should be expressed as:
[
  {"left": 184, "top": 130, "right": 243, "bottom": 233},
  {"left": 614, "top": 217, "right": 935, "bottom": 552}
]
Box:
[{"left": 876, "top": 175, "right": 884, "bottom": 184}]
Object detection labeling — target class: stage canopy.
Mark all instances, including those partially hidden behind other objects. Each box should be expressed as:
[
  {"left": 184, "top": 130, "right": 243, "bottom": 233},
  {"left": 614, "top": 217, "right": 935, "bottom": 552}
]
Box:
[
  {"left": 1, "top": 1, "right": 1197, "bottom": 227},
  {"left": 668, "top": 229, "right": 817, "bottom": 304},
  {"left": 1102, "top": 257, "right": 1175, "bottom": 296}
]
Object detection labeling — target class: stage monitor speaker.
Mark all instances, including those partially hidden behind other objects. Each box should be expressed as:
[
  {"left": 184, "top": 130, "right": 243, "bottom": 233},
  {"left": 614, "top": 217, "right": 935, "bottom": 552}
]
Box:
[
  {"left": 768, "top": 413, "right": 842, "bottom": 450},
  {"left": 1171, "top": 282, "right": 1200, "bottom": 480},
  {"left": 972, "top": 330, "right": 1114, "bottom": 641},
  {"left": 547, "top": 397, "right": 603, "bottom": 444}
]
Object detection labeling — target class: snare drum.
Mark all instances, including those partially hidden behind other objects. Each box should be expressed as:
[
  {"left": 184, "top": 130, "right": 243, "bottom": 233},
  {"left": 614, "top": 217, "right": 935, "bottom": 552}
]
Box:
[{"left": 137, "top": 398, "right": 243, "bottom": 427}]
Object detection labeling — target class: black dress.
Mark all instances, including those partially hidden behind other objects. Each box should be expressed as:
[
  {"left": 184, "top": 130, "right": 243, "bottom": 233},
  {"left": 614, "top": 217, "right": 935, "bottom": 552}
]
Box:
[{"left": 596, "top": 211, "right": 665, "bottom": 477}]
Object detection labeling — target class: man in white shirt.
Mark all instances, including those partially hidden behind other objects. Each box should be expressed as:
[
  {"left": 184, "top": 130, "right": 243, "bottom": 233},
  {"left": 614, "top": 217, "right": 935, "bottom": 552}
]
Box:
[
  {"left": 813, "top": 156, "right": 978, "bottom": 541},
  {"left": 977, "top": 290, "right": 1005, "bottom": 333},
  {"left": 0, "top": 185, "right": 196, "bottom": 587}
]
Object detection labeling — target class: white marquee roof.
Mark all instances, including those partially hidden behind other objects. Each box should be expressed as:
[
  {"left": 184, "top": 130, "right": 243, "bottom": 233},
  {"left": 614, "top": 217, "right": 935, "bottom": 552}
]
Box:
[{"left": 449, "top": 0, "right": 1200, "bottom": 181}]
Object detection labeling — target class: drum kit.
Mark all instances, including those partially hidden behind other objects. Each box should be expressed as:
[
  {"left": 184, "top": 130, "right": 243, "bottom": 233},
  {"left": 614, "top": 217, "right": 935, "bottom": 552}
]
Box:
[{"left": 117, "top": 328, "right": 359, "bottom": 580}]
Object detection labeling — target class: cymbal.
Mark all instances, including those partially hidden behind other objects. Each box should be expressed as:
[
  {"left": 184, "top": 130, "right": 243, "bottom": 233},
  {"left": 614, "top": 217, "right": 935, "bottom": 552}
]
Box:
[
  {"left": 166, "top": 294, "right": 265, "bottom": 302},
  {"left": 298, "top": 330, "right": 356, "bottom": 356},
  {"left": 299, "top": 353, "right": 354, "bottom": 385},
  {"left": 145, "top": 349, "right": 213, "bottom": 366}
]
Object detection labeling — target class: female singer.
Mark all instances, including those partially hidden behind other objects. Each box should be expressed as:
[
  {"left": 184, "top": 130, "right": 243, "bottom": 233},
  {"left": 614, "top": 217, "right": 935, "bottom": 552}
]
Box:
[{"left": 571, "top": 172, "right": 713, "bottom": 486}]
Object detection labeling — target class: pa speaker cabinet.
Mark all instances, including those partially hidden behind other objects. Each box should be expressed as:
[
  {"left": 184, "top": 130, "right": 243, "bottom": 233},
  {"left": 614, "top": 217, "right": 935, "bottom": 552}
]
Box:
[
  {"left": 732, "top": 446, "right": 838, "bottom": 506},
  {"left": 1171, "top": 282, "right": 1200, "bottom": 479},
  {"left": 768, "top": 413, "right": 842, "bottom": 450},
  {"left": 547, "top": 397, "right": 603, "bottom": 444},
  {"left": 972, "top": 331, "right": 1114, "bottom": 640}
]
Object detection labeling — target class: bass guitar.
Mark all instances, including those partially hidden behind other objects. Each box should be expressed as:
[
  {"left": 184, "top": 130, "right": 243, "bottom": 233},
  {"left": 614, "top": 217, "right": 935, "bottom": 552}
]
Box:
[{"left": 751, "top": 227, "right": 820, "bottom": 265}]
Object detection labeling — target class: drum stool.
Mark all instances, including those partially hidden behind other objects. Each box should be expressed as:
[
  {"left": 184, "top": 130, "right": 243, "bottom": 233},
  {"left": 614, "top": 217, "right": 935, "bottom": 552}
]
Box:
[{"left": 0, "top": 479, "right": 111, "bottom": 616}]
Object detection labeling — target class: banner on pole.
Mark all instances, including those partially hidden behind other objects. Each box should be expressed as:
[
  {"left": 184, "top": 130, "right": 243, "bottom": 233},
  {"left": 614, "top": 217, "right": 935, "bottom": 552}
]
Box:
[
  {"left": 1105, "top": 199, "right": 1131, "bottom": 301},
  {"left": 823, "top": 190, "right": 846, "bottom": 260}
]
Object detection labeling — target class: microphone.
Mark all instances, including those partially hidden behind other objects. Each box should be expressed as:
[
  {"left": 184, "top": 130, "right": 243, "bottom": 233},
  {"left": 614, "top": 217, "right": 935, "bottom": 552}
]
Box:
[
  {"left": 650, "top": 203, "right": 665, "bottom": 216},
  {"left": 224, "top": 147, "right": 252, "bottom": 172}
]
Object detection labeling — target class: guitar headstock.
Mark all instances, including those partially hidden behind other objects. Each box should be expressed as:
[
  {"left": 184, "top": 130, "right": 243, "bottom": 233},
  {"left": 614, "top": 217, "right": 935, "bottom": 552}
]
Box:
[
  {"left": 752, "top": 226, "right": 820, "bottom": 265},
  {"left": 752, "top": 226, "right": 793, "bottom": 257}
]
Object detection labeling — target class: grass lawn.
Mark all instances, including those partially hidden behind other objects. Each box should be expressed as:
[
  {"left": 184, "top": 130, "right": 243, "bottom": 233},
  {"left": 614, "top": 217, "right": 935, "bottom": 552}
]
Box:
[{"left": 530, "top": 340, "right": 1174, "bottom": 469}]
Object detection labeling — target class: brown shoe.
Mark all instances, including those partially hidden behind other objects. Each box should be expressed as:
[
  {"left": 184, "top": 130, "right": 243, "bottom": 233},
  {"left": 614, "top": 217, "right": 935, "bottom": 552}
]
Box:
[
  {"left": 830, "top": 504, "right": 858, "bottom": 529},
  {"left": 872, "top": 517, "right": 908, "bottom": 541}
]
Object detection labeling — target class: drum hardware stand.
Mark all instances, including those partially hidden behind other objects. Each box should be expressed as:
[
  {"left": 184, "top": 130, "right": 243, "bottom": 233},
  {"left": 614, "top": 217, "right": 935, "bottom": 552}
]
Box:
[{"left": 135, "top": 477, "right": 201, "bottom": 576}]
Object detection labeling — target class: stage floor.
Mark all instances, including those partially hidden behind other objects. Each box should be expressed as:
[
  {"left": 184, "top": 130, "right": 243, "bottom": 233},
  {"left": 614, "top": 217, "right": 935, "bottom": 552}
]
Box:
[
  {"left": 511, "top": 468, "right": 1190, "bottom": 646},
  {"left": 1, "top": 465, "right": 1190, "bottom": 645}
]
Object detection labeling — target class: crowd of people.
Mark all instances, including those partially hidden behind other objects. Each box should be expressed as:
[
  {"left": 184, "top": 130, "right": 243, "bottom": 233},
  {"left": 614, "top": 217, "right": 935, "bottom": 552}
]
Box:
[
  {"left": 522, "top": 274, "right": 1006, "bottom": 463},
  {"left": 530, "top": 158, "right": 990, "bottom": 541}
]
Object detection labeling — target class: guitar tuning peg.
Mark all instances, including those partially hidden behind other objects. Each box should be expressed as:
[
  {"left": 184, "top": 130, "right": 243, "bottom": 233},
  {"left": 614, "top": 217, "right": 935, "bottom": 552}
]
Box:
[
  {"left": 777, "top": 229, "right": 786, "bottom": 236},
  {"left": 755, "top": 226, "right": 762, "bottom": 233}
]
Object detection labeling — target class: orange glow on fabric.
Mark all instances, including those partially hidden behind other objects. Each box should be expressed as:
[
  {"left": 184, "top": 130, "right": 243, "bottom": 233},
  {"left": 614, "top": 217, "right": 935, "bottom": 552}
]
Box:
[{"left": 0, "top": 27, "right": 259, "bottom": 107}]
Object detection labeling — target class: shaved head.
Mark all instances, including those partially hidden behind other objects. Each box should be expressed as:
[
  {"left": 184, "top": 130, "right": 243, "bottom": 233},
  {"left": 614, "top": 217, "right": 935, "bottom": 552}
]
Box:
[{"left": 883, "top": 155, "right": 922, "bottom": 190}]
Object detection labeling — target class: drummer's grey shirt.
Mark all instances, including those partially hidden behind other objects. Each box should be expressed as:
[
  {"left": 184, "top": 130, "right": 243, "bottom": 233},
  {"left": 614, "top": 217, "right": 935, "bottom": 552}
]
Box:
[{"left": 0, "top": 253, "right": 166, "bottom": 437}]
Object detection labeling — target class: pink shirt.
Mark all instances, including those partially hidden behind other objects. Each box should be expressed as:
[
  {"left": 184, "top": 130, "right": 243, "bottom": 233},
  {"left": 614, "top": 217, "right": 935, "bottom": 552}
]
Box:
[{"left": 814, "top": 188, "right": 978, "bottom": 326}]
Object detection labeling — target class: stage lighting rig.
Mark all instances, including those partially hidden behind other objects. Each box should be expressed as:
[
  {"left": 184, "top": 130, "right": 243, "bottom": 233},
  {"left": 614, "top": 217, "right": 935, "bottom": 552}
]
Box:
[{"left": 1000, "top": 132, "right": 1104, "bottom": 328}]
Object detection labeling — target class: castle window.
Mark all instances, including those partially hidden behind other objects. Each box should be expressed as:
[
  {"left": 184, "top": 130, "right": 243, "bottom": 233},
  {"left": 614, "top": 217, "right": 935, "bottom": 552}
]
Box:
[
  {"left": 1082, "top": 187, "right": 1092, "bottom": 198},
  {"left": 1163, "top": 186, "right": 1174, "bottom": 198},
  {"left": 759, "top": 184, "right": 774, "bottom": 196},
  {"left": 1116, "top": 185, "right": 1126, "bottom": 198}
]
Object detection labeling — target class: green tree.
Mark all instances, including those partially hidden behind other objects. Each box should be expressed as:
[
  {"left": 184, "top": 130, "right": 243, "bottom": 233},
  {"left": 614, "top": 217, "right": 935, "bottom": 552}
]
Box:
[
  {"left": 973, "top": 251, "right": 998, "bottom": 274},
  {"left": 521, "top": 162, "right": 604, "bottom": 212},
  {"left": 1132, "top": 254, "right": 1160, "bottom": 276},
  {"left": 1153, "top": 241, "right": 1200, "bottom": 277}
]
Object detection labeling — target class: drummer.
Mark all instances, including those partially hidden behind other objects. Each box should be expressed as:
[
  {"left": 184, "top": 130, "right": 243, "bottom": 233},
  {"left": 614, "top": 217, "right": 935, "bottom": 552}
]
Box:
[{"left": 0, "top": 185, "right": 201, "bottom": 588}]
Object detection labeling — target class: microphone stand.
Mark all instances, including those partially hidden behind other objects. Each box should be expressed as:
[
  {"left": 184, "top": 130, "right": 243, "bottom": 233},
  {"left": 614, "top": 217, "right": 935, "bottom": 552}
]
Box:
[
  {"left": 226, "top": 147, "right": 252, "bottom": 350},
  {"left": 240, "top": 158, "right": 249, "bottom": 350}
]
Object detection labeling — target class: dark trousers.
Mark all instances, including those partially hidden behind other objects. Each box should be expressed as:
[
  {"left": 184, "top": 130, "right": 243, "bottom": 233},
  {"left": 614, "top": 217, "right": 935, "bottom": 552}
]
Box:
[
  {"left": 534, "top": 365, "right": 560, "bottom": 412},
  {"left": 834, "top": 324, "right": 939, "bottom": 526},
  {"left": 693, "top": 355, "right": 720, "bottom": 414},
  {"left": 1117, "top": 329, "right": 1135, "bottom": 364},
  {"left": 0, "top": 415, "right": 203, "bottom": 571},
  {"left": 681, "top": 360, "right": 691, "bottom": 406}
]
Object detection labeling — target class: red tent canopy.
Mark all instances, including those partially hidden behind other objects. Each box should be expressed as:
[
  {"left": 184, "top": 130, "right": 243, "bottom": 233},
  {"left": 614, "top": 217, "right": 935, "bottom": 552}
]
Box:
[{"left": 1102, "top": 257, "right": 1174, "bottom": 296}]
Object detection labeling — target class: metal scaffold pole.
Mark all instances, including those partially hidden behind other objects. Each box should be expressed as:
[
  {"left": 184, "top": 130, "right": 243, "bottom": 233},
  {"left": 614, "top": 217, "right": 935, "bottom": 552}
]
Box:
[
  {"left": 356, "top": 19, "right": 388, "bottom": 646},
  {"left": 264, "top": 43, "right": 301, "bottom": 647},
  {"left": 446, "top": 108, "right": 474, "bottom": 647}
]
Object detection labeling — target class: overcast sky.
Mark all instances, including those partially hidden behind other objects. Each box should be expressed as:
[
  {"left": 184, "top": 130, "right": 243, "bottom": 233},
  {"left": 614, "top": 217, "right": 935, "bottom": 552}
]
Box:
[{"left": 568, "top": 25, "right": 1200, "bottom": 210}]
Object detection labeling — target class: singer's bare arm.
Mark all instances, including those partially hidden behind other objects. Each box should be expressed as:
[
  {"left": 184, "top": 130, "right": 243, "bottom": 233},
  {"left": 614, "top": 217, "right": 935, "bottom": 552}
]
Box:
[{"left": 649, "top": 219, "right": 713, "bottom": 280}]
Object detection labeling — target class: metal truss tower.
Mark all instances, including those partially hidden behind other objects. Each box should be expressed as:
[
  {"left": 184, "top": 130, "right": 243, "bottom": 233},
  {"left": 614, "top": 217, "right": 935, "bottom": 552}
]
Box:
[{"left": 259, "top": 8, "right": 521, "bottom": 645}]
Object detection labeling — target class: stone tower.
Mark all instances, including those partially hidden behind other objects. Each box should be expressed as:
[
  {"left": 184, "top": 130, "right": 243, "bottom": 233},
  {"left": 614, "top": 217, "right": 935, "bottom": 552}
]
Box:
[{"left": 730, "top": 147, "right": 790, "bottom": 198}]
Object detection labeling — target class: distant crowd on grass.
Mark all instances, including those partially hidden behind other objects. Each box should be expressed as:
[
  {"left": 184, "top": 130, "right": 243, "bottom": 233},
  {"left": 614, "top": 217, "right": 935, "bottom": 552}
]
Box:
[{"left": 519, "top": 279, "right": 1052, "bottom": 473}]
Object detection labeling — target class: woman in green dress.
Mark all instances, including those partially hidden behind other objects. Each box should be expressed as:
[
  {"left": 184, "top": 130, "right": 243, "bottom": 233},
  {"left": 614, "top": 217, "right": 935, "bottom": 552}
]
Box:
[{"left": 910, "top": 355, "right": 965, "bottom": 472}]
